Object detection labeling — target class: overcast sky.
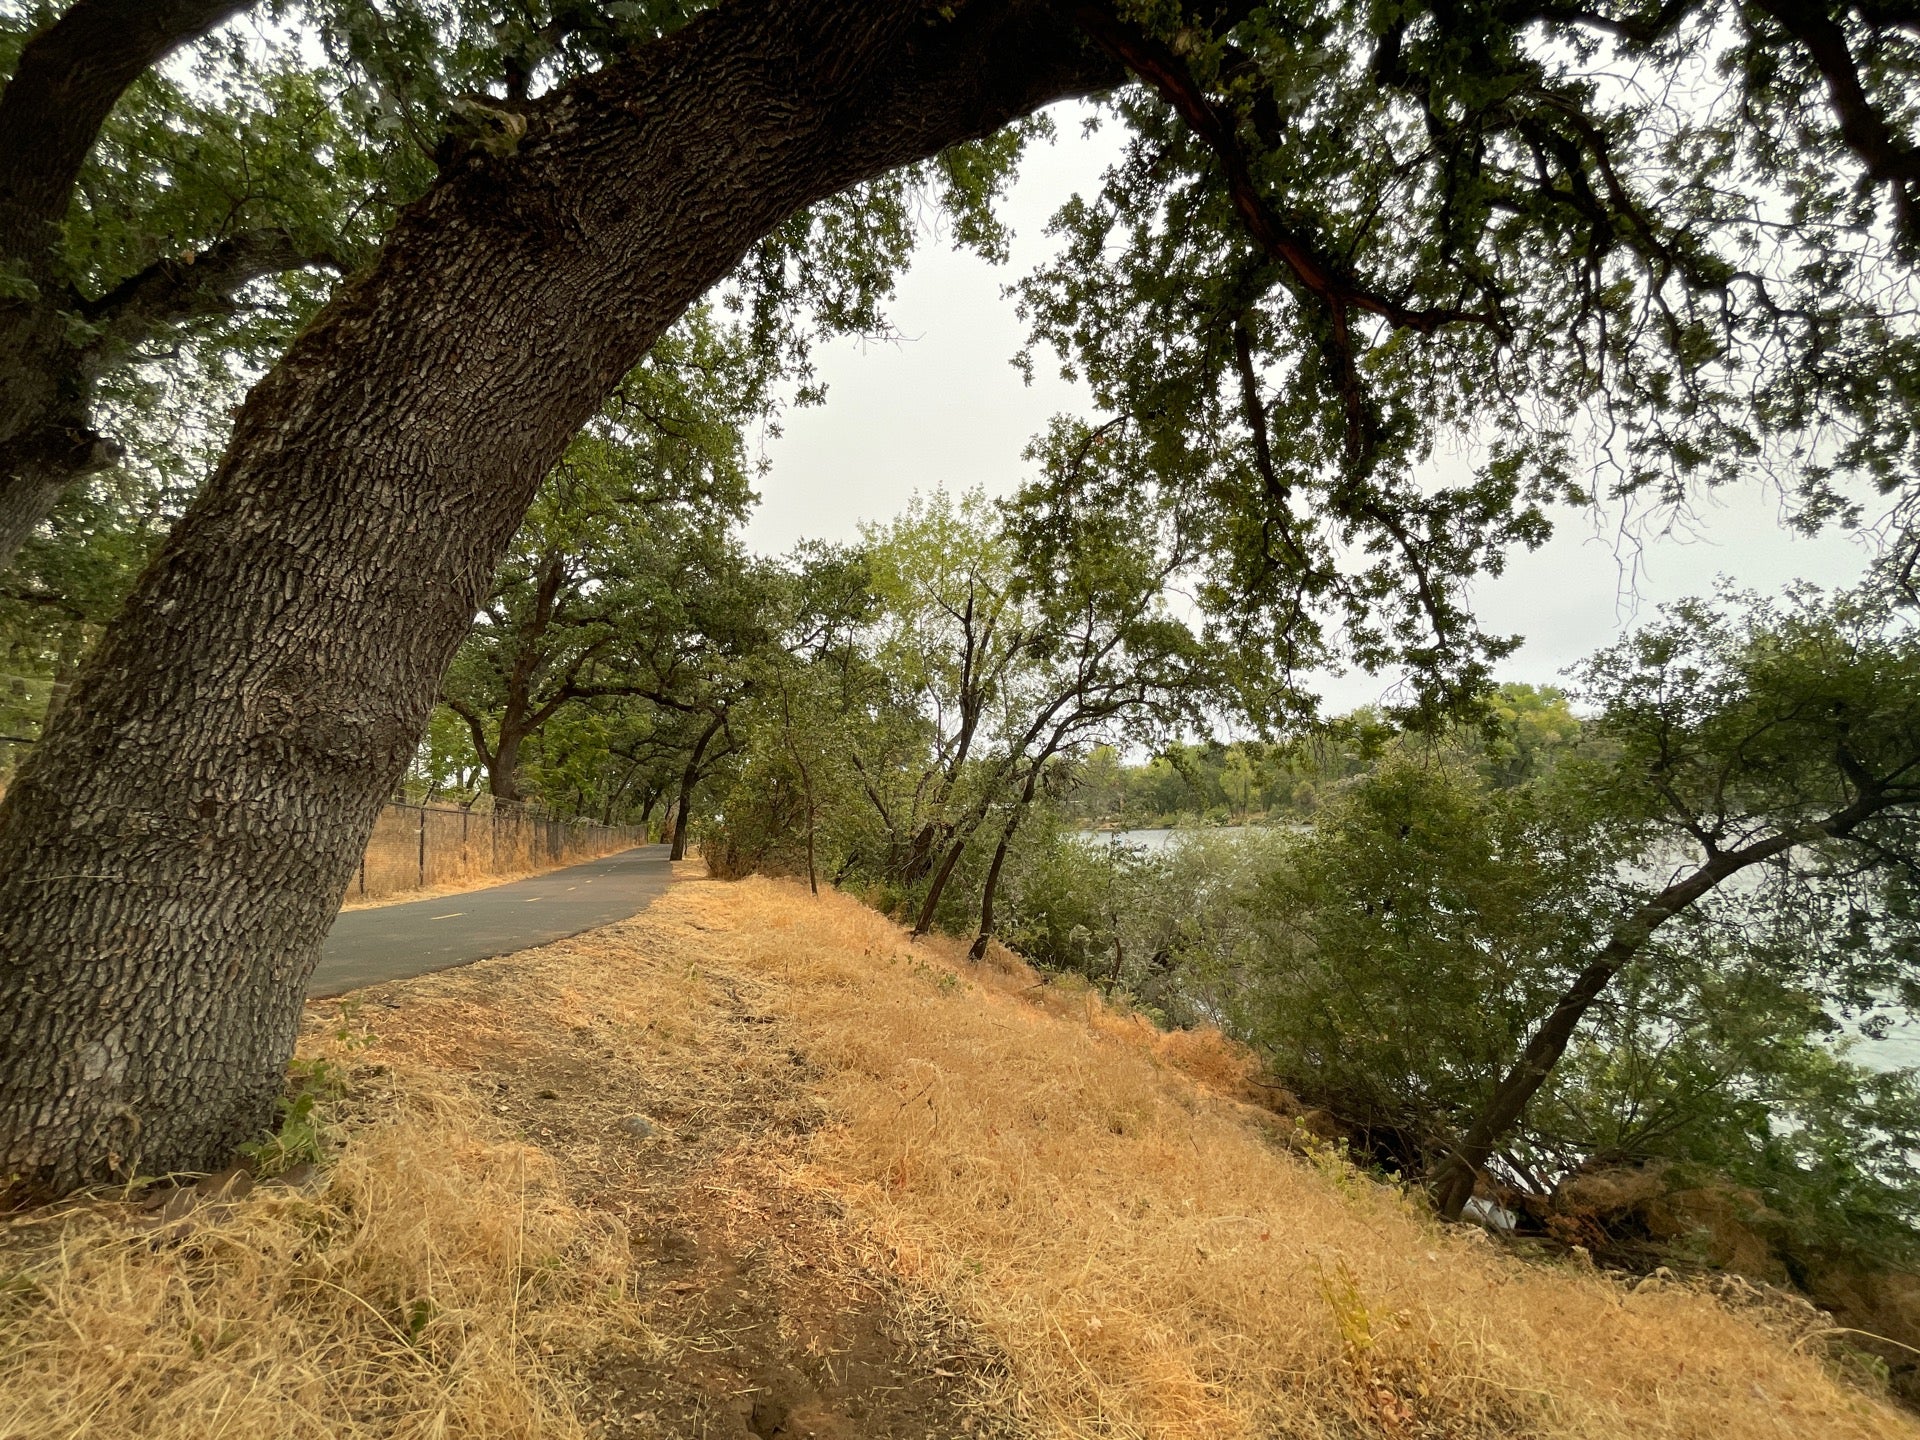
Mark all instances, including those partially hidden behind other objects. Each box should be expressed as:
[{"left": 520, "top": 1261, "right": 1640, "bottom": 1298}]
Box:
[{"left": 744, "top": 102, "right": 1878, "bottom": 712}]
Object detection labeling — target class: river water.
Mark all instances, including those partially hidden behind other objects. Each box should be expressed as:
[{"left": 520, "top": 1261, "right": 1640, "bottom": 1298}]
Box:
[
  {"left": 1085, "top": 827, "right": 1186, "bottom": 851},
  {"left": 1078, "top": 826, "right": 1920, "bottom": 1074},
  {"left": 1869, "top": 1018, "right": 1920, "bottom": 1074}
]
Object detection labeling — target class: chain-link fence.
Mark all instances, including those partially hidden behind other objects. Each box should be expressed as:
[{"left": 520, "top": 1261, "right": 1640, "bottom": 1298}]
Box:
[{"left": 351, "top": 801, "right": 648, "bottom": 902}]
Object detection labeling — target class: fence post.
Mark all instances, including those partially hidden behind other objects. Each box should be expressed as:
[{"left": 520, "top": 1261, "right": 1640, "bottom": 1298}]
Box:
[{"left": 417, "top": 806, "right": 426, "bottom": 888}]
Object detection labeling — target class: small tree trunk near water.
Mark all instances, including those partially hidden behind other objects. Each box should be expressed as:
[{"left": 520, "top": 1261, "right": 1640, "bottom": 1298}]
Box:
[
  {"left": 913, "top": 831, "right": 969, "bottom": 938},
  {"left": 969, "top": 768, "right": 1039, "bottom": 962},
  {"left": 1432, "top": 791, "right": 1891, "bottom": 1221}
]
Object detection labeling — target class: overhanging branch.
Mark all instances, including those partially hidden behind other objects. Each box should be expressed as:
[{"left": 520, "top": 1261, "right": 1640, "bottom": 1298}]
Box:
[
  {"left": 0, "top": 0, "right": 254, "bottom": 265},
  {"left": 1750, "top": 0, "right": 1920, "bottom": 244},
  {"left": 1074, "top": 3, "right": 1497, "bottom": 468},
  {"left": 1075, "top": 4, "right": 1498, "bottom": 337},
  {"left": 81, "top": 230, "right": 346, "bottom": 352}
]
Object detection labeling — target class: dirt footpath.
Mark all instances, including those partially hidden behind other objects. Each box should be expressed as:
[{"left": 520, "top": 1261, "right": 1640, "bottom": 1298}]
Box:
[{"left": 307, "top": 876, "right": 1016, "bottom": 1440}]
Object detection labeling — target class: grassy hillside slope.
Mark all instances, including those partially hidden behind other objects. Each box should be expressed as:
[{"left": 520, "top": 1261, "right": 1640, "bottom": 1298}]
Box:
[{"left": 2, "top": 874, "right": 1912, "bottom": 1439}]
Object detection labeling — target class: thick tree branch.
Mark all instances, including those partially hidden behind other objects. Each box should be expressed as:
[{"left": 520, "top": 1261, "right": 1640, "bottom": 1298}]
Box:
[
  {"left": 1511, "top": 0, "right": 1694, "bottom": 44},
  {"left": 1750, "top": 0, "right": 1920, "bottom": 244},
  {"left": 0, "top": 0, "right": 253, "bottom": 266},
  {"left": 0, "top": 583, "right": 85, "bottom": 619},
  {"left": 1433, "top": 775, "right": 1906, "bottom": 1219},
  {"left": 0, "top": 431, "right": 115, "bottom": 567},
  {"left": 80, "top": 229, "right": 345, "bottom": 352},
  {"left": 441, "top": 694, "right": 498, "bottom": 772},
  {"left": 0, "top": 0, "right": 261, "bottom": 574},
  {"left": 1075, "top": 4, "right": 1498, "bottom": 337},
  {"left": 1076, "top": 3, "right": 1496, "bottom": 469}
]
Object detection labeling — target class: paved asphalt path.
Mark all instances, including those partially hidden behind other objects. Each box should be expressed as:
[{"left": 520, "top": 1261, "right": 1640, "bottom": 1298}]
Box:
[{"left": 310, "top": 844, "right": 674, "bottom": 997}]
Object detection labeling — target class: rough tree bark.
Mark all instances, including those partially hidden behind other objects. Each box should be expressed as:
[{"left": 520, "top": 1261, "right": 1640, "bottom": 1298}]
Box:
[
  {"left": 1431, "top": 785, "right": 1899, "bottom": 1221},
  {"left": 0, "top": 0, "right": 1116, "bottom": 1195}
]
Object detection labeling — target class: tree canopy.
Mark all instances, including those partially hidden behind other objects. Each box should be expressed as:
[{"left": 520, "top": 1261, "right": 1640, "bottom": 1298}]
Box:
[{"left": 9, "top": 0, "right": 1920, "bottom": 693}]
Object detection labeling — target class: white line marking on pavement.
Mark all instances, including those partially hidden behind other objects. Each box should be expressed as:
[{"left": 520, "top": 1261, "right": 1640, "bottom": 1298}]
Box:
[{"left": 431, "top": 912, "right": 464, "bottom": 920}]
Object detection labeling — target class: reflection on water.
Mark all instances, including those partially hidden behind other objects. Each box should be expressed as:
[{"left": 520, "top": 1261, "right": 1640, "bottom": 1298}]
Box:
[
  {"left": 1860, "top": 1021, "right": 1920, "bottom": 1074},
  {"left": 1077, "top": 826, "right": 1276, "bottom": 852}
]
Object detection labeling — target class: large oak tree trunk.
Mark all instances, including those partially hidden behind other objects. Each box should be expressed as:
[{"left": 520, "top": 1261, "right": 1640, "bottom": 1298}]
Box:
[
  {"left": 487, "top": 729, "right": 527, "bottom": 804},
  {"left": 0, "top": 0, "right": 1112, "bottom": 1195}
]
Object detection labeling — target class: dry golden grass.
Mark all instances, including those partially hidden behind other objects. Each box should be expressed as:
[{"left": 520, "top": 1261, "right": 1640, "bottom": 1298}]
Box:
[
  {"left": 3, "top": 872, "right": 1914, "bottom": 1439},
  {"left": 0, "top": 1062, "right": 636, "bottom": 1440},
  {"left": 659, "top": 876, "right": 1917, "bottom": 1440}
]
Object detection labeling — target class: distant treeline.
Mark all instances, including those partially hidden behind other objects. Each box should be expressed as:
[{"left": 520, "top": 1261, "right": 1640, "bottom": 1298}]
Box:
[{"left": 1056, "top": 683, "right": 1578, "bottom": 829}]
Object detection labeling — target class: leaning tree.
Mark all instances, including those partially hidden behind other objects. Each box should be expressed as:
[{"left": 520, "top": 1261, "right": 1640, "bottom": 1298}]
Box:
[{"left": 1, "top": 0, "right": 1916, "bottom": 1192}]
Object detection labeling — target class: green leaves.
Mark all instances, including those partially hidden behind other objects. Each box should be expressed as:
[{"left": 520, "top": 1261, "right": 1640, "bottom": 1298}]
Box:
[
  {"left": 1572, "top": 584, "right": 1920, "bottom": 846},
  {"left": 1240, "top": 754, "right": 1607, "bottom": 1148},
  {"left": 431, "top": 304, "right": 781, "bottom": 808},
  {"left": 1017, "top": 0, "right": 1920, "bottom": 714}
]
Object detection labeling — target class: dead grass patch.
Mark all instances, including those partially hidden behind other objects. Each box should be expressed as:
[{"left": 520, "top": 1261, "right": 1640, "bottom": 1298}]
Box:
[
  {"left": 326, "top": 900, "right": 1027, "bottom": 1439},
  {"left": 0, "top": 903, "right": 996, "bottom": 1440},
  {"left": 0, "top": 1059, "right": 635, "bottom": 1439},
  {"left": 4, "top": 872, "right": 1914, "bottom": 1439},
  {"left": 647, "top": 875, "right": 1917, "bottom": 1440}
]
